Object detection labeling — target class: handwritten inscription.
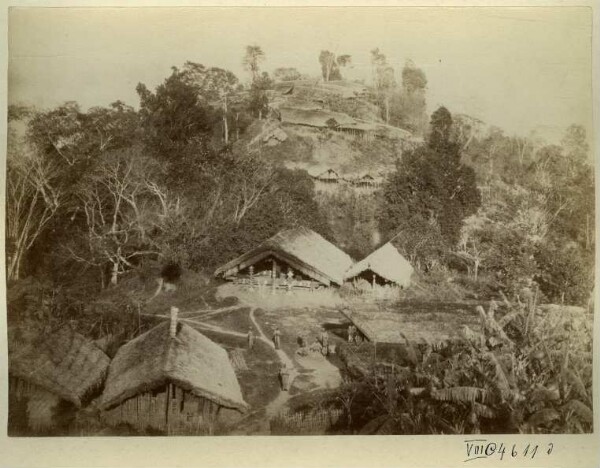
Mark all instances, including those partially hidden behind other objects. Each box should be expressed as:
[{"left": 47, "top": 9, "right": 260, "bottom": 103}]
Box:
[{"left": 464, "top": 439, "right": 554, "bottom": 462}]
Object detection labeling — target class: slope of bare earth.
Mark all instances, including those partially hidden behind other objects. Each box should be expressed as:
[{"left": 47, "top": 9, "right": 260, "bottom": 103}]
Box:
[{"left": 234, "top": 82, "right": 412, "bottom": 177}]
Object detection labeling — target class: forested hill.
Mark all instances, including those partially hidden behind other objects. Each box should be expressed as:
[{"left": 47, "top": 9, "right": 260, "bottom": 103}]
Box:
[{"left": 6, "top": 46, "right": 595, "bottom": 312}]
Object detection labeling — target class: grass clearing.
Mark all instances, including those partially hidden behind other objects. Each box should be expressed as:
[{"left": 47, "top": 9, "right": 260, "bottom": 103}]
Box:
[{"left": 197, "top": 328, "right": 280, "bottom": 410}]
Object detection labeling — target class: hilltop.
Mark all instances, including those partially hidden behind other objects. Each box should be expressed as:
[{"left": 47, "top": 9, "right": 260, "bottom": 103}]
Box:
[{"left": 233, "top": 79, "right": 423, "bottom": 180}]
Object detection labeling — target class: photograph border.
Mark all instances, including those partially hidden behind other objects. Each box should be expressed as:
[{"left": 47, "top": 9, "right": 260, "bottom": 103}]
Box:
[{"left": 0, "top": 1, "right": 598, "bottom": 467}]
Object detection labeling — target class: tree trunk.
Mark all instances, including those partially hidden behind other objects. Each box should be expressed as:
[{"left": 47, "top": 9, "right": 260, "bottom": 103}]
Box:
[
  {"left": 222, "top": 98, "right": 229, "bottom": 144},
  {"left": 8, "top": 249, "right": 22, "bottom": 281},
  {"left": 110, "top": 261, "right": 119, "bottom": 285},
  {"left": 385, "top": 96, "right": 390, "bottom": 124}
]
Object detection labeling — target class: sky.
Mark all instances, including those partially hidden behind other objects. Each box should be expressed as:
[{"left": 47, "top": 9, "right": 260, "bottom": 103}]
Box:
[{"left": 8, "top": 7, "right": 593, "bottom": 141}]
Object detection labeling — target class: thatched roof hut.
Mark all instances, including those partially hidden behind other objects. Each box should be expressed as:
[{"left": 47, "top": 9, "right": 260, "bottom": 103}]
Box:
[
  {"left": 312, "top": 168, "right": 340, "bottom": 182},
  {"left": 279, "top": 106, "right": 356, "bottom": 128},
  {"left": 9, "top": 326, "right": 110, "bottom": 408},
  {"left": 215, "top": 226, "right": 354, "bottom": 286},
  {"left": 344, "top": 242, "right": 414, "bottom": 288},
  {"left": 99, "top": 321, "right": 248, "bottom": 413}
]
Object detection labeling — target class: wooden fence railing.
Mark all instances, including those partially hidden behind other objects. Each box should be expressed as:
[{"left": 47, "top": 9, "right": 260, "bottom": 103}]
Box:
[{"left": 270, "top": 408, "right": 344, "bottom": 435}]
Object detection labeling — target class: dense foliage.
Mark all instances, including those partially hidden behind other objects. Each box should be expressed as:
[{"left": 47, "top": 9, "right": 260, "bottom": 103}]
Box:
[
  {"left": 379, "top": 107, "right": 481, "bottom": 269},
  {"left": 337, "top": 300, "right": 593, "bottom": 435}
]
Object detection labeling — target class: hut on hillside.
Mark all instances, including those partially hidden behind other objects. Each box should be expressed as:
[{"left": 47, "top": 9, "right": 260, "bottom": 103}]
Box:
[
  {"left": 214, "top": 226, "right": 354, "bottom": 289},
  {"left": 8, "top": 326, "right": 110, "bottom": 433},
  {"left": 99, "top": 310, "right": 248, "bottom": 435},
  {"left": 345, "top": 242, "right": 414, "bottom": 289},
  {"left": 279, "top": 106, "right": 357, "bottom": 129},
  {"left": 312, "top": 168, "right": 340, "bottom": 183}
]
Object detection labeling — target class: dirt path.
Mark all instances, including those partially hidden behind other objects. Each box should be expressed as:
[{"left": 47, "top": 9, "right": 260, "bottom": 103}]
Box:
[
  {"left": 144, "top": 308, "right": 296, "bottom": 423},
  {"left": 249, "top": 308, "right": 297, "bottom": 417}
]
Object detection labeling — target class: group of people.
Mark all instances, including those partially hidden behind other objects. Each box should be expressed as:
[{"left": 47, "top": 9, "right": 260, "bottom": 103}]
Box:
[
  {"left": 246, "top": 326, "right": 290, "bottom": 391},
  {"left": 245, "top": 326, "right": 284, "bottom": 350}
]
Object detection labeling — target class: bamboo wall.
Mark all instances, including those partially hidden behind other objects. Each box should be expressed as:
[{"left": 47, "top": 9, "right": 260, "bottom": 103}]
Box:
[
  {"left": 102, "top": 383, "right": 226, "bottom": 435},
  {"left": 8, "top": 376, "right": 64, "bottom": 433}
]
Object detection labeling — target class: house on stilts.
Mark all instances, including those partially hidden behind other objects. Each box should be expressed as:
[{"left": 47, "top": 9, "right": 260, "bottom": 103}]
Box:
[
  {"left": 345, "top": 242, "right": 414, "bottom": 290},
  {"left": 8, "top": 326, "right": 110, "bottom": 434},
  {"left": 214, "top": 226, "right": 354, "bottom": 290},
  {"left": 99, "top": 309, "right": 248, "bottom": 435}
]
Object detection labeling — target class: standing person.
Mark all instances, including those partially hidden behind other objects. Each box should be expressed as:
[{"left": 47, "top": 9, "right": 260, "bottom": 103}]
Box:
[
  {"left": 320, "top": 328, "right": 329, "bottom": 350},
  {"left": 273, "top": 327, "right": 281, "bottom": 350},
  {"left": 347, "top": 324, "right": 354, "bottom": 343},
  {"left": 247, "top": 328, "right": 255, "bottom": 350},
  {"left": 279, "top": 363, "right": 291, "bottom": 391}
]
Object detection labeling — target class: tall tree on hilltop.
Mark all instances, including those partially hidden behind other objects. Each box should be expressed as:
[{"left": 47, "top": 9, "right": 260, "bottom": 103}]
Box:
[
  {"left": 319, "top": 50, "right": 352, "bottom": 82},
  {"left": 388, "top": 60, "right": 428, "bottom": 135},
  {"left": 378, "top": 106, "right": 481, "bottom": 268},
  {"left": 370, "top": 48, "right": 396, "bottom": 123},
  {"left": 248, "top": 71, "right": 273, "bottom": 120},
  {"left": 242, "top": 46, "right": 272, "bottom": 119},
  {"left": 243, "top": 45, "right": 265, "bottom": 83},
  {"left": 181, "top": 62, "right": 240, "bottom": 144}
]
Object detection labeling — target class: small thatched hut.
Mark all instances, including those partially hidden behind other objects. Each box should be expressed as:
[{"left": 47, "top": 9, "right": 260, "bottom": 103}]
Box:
[
  {"left": 99, "top": 311, "right": 248, "bottom": 435},
  {"left": 8, "top": 326, "right": 110, "bottom": 433},
  {"left": 214, "top": 226, "right": 354, "bottom": 288},
  {"left": 279, "top": 106, "right": 357, "bottom": 128},
  {"left": 345, "top": 242, "right": 414, "bottom": 288}
]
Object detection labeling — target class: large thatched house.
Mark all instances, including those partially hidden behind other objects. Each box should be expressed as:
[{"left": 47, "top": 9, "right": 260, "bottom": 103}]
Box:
[
  {"left": 214, "top": 226, "right": 354, "bottom": 288},
  {"left": 8, "top": 326, "right": 110, "bottom": 433},
  {"left": 99, "top": 311, "right": 248, "bottom": 435},
  {"left": 345, "top": 242, "right": 414, "bottom": 288}
]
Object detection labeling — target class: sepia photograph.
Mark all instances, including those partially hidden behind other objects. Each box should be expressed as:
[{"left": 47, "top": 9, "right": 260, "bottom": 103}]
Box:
[{"left": 1, "top": 3, "right": 598, "bottom": 462}]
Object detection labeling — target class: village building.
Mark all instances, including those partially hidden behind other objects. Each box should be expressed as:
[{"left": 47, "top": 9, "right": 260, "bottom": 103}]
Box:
[
  {"left": 214, "top": 226, "right": 354, "bottom": 289},
  {"left": 278, "top": 106, "right": 357, "bottom": 130},
  {"left": 99, "top": 310, "right": 248, "bottom": 435},
  {"left": 8, "top": 326, "right": 110, "bottom": 433},
  {"left": 344, "top": 242, "right": 414, "bottom": 289}
]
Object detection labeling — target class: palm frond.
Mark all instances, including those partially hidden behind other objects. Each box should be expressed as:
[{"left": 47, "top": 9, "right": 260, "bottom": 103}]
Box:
[
  {"left": 486, "top": 352, "right": 511, "bottom": 392},
  {"left": 498, "top": 310, "right": 521, "bottom": 328},
  {"left": 527, "top": 408, "right": 560, "bottom": 427},
  {"left": 529, "top": 386, "right": 560, "bottom": 403},
  {"left": 565, "top": 368, "right": 592, "bottom": 405},
  {"left": 472, "top": 402, "right": 495, "bottom": 419},
  {"left": 562, "top": 400, "right": 593, "bottom": 424},
  {"left": 432, "top": 386, "right": 487, "bottom": 404}
]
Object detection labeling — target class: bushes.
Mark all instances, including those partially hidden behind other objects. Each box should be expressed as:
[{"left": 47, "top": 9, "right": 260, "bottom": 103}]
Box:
[{"left": 336, "top": 299, "right": 593, "bottom": 434}]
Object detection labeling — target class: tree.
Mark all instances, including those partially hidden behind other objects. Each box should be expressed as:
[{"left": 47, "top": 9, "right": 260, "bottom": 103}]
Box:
[
  {"left": 386, "top": 60, "right": 428, "bottom": 134},
  {"left": 243, "top": 45, "right": 265, "bottom": 83},
  {"left": 180, "top": 62, "right": 241, "bottom": 144},
  {"left": 6, "top": 114, "right": 63, "bottom": 281},
  {"left": 370, "top": 48, "right": 396, "bottom": 123},
  {"left": 137, "top": 67, "right": 214, "bottom": 159},
  {"left": 248, "top": 71, "right": 273, "bottom": 119},
  {"left": 28, "top": 101, "right": 139, "bottom": 170},
  {"left": 71, "top": 147, "right": 171, "bottom": 286},
  {"left": 379, "top": 107, "right": 481, "bottom": 265},
  {"left": 402, "top": 60, "right": 427, "bottom": 94},
  {"left": 319, "top": 50, "right": 352, "bottom": 81}
]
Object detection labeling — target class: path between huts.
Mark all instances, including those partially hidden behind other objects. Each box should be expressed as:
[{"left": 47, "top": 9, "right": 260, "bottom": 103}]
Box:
[
  {"left": 142, "top": 306, "right": 297, "bottom": 424},
  {"left": 144, "top": 298, "right": 343, "bottom": 432}
]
